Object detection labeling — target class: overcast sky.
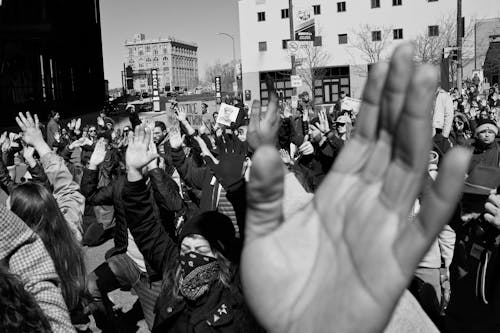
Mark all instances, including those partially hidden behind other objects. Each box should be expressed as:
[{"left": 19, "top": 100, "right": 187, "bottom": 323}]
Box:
[{"left": 100, "top": 0, "right": 241, "bottom": 89}]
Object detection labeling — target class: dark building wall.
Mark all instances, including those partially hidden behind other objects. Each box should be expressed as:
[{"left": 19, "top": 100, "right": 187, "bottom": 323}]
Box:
[{"left": 0, "top": 0, "right": 105, "bottom": 126}]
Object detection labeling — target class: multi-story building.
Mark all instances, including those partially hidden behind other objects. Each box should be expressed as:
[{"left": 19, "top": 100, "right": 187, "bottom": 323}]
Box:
[
  {"left": 0, "top": 0, "right": 106, "bottom": 126},
  {"left": 238, "top": 0, "right": 500, "bottom": 107},
  {"left": 125, "top": 34, "right": 199, "bottom": 93}
]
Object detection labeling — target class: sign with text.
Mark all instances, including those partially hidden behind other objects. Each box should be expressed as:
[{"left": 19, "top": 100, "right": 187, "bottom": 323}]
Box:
[
  {"left": 217, "top": 103, "right": 240, "bottom": 127},
  {"left": 291, "top": 95, "right": 299, "bottom": 108},
  {"left": 178, "top": 101, "right": 203, "bottom": 129},
  {"left": 293, "top": 1, "right": 315, "bottom": 42},
  {"left": 151, "top": 69, "right": 160, "bottom": 111},
  {"left": 215, "top": 76, "right": 222, "bottom": 104},
  {"left": 290, "top": 75, "right": 303, "bottom": 88},
  {"left": 341, "top": 97, "right": 362, "bottom": 115}
]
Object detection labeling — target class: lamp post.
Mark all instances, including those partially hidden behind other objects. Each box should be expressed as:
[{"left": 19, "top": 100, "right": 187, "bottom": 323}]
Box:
[{"left": 217, "top": 32, "right": 238, "bottom": 97}]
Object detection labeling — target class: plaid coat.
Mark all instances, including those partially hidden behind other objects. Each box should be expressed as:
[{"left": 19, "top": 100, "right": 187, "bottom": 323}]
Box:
[{"left": 0, "top": 204, "right": 75, "bottom": 332}]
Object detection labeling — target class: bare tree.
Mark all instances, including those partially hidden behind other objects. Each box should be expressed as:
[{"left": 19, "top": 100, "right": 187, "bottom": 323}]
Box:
[
  {"left": 413, "top": 14, "right": 475, "bottom": 65},
  {"left": 204, "top": 60, "right": 235, "bottom": 92},
  {"left": 350, "top": 24, "right": 393, "bottom": 63},
  {"left": 295, "top": 41, "right": 330, "bottom": 106}
]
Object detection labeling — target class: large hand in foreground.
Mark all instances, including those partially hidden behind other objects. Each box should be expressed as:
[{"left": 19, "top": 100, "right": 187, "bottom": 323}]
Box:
[{"left": 241, "top": 44, "right": 471, "bottom": 333}]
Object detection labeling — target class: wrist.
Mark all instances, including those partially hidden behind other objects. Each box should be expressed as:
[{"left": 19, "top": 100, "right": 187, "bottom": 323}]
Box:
[
  {"left": 34, "top": 142, "right": 51, "bottom": 157},
  {"left": 127, "top": 168, "right": 143, "bottom": 182},
  {"left": 26, "top": 158, "right": 37, "bottom": 168}
]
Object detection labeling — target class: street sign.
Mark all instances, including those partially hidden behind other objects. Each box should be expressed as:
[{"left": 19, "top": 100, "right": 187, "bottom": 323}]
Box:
[
  {"left": 287, "top": 41, "right": 300, "bottom": 55},
  {"left": 215, "top": 76, "right": 222, "bottom": 104},
  {"left": 291, "top": 75, "right": 302, "bottom": 88},
  {"left": 151, "top": 69, "right": 160, "bottom": 111},
  {"left": 293, "top": 1, "right": 315, "bottom": 42},
  {"left": 245, "top": 90, "right": 252, "bottom": 101}
]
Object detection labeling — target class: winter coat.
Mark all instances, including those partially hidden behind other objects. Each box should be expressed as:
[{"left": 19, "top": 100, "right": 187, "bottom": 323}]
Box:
[
  {"left": 469, "top": 140, "right": 500, "bottom": 173},
  {"left": 40, "top": 152, "right": 85, "bottom": 242},
  {"left": 122, "top": 178, "right": 264, "bottom": 333},
  {"left": 81, "top": 167, "right": 183, "bottom": 280},
  {"left": 0, "top": 204, "right": 75, "bottom": 333},
  {"left": 432, "top": 88, "right": 454, "bottom": 138}
]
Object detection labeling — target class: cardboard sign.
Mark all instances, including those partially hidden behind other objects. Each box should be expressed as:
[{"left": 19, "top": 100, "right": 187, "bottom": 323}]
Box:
[
  {"left": 291, "top": 75, "right": 302, "bottom": 88},
  {"left": 341, "top": 97, "right": 362, "bottom": 115},
  {"left": 293, "top": 1, "right": 315, "bottom": 42},
  {"left": 291, "top": 95, "right": 299, "bottom": 108},
  {"left": 178, "top": 101, "right": 203, "bottom": 129},
  {"left": 217, "top": 103, "right": 240, "bottom": 126}
]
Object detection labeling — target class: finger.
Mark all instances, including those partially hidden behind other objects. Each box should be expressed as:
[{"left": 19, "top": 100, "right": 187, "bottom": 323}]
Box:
[
  {"left": 133, "top": 125, "right": 142, "bottom": 144},
  {"left": 355, "top": 63, "right": 389, "bottom": 141},
  {"left": 245, "top": 145, "right": 284, "bottom": 245},
  {"left": 265, "top": 93, "right": 279, "bottom": 127},
  {"left": 381, "top": 64, "right": 437, "bottom": 212},
  {"left": 18, "top": 112, "right": 29, "bottom": 128},
  {"left": 25, "top": 112, "right": 35, "bottom": 126},
  {"left": 15, "top": 117, "right": 27, "bottom": 131},
  {"left": 395, "top": 147, "right": 471, "bottom": 275},
  {"left": 379, "top": 44, "right": 415, "bottom": 136},
  {"left": 144, "top": 127, "right": 152, "bottom": 146},
  {"left": 488, "top": 194, "right": 500, "bottom": 208},
  {"left": 249, "top": 100, "right": 261, "bottom": 133},
  {"left": 485, "top": 202, "right": 498, "bottom": 216},
  {"left": 484, "top": 213, "right": 500, "bottom": 227}
]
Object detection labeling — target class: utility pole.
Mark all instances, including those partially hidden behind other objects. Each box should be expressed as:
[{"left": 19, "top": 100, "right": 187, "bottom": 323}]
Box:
[
  {"left": 456, "top": 0, "right": 463, "bottom": 90},
  {"left": 289, "top": 0, "right": 296, "bottom": 96}
]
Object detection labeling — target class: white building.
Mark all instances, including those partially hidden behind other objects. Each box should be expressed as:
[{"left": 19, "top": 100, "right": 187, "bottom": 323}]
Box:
[
  {"left": 125, "top": 33, "right": 199, "bottom": 93},
  {"left": 238, "top": 0, "right": 500, "bottom": 106}
]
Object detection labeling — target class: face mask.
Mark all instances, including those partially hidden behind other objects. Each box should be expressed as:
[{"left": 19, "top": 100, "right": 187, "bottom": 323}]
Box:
[{"left": 179, "top": 251, "right": 219, "bottom": 300}]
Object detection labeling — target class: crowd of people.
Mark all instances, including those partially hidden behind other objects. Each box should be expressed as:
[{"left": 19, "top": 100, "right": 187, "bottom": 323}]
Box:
[{"left": 1, "top": 44, "right": 500, "bottom": 333}]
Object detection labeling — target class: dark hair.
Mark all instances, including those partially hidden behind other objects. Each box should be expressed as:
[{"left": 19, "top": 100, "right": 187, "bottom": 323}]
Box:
[
  {"left": 155, "top": 121, "right": 167, "bottom": 132},
  {"left": 9, "top": 183, "right": 87, "bottom": 312},
  {"left": 0, "top": 263, "right": 52, "bottom": 333}
]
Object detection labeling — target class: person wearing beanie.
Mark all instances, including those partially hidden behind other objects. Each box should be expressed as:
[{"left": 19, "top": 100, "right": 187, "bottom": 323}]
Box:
[
  {"left": 123, "top": 126, "right": 263, "bottom": 333},
  {"left": 469, "top": 118, "right": 500, "bottom": 173}
]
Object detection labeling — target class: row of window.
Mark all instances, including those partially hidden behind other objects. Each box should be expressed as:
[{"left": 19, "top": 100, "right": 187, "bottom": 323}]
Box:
[
  {"left": 260, "top": 0, "right": 438, "bottom": 21},
  {"left": 259, "top": 25, "right": 440, "bottom": 52}
]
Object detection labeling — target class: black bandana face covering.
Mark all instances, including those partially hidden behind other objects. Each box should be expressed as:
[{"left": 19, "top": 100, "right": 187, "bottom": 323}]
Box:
[{"left": 179, "top": 251, "right": 219, "bottom": 300}]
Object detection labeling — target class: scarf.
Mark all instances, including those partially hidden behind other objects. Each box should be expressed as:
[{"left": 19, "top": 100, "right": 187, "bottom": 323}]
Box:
[{"left": 179, "top": 252, "right": 219, "bottom": 300}]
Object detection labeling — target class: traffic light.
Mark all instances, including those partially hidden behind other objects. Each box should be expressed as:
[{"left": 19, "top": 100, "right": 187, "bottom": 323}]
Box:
[{"left": 451, "top": 49, "right": 458, "bottom": 61}]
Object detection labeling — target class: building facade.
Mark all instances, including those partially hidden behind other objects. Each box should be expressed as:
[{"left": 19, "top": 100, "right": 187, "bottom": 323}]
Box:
[
  {"left": 125, "top": 34, "right": 199, "bottom": 93},
  {"left": 0, "top": 0, "right": 106, "bottom": 126},
  {"left": 238, "top": 0, "right": 500, "bottom": 107}
]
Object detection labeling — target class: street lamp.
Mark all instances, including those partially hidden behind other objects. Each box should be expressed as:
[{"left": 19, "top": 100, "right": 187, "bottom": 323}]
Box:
[{"left": 217, "top": 32, "right": 238, "bottom": 96}]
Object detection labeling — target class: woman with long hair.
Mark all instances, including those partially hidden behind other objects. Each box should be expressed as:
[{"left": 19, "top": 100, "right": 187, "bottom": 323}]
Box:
[
  {"left": 122, "top": 125, "right": 263, "bottom": 332},
  {"left": 10, "top": 112, "right": 88, "bottom": 331}
]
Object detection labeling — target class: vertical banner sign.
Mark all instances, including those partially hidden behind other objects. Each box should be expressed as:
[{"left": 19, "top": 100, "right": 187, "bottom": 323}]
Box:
[
  {"left": 151, "top": 69, "right": 160, "bottom": 112},
  {"left": 293, "top": 1, "right": 315, "bottom": 42},
  {"left": 215, "top": 76, "right": 222, "bottom": 104}
]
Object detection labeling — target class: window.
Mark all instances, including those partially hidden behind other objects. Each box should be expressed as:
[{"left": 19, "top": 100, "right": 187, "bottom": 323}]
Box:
[
  {"left": 393, "top": 28, "right": 403, "bottom": 40},
  {"left": 314, "top": 36, "right": 322, "bottom": 46},
  {"left": 338, "top": 33, "right": 348, "bottom": 44},
  {"left": 428, "top": 0, "right": 438, "bottom": 2},
  {"left": 392, "top": 0, "right": 402, "bottom": 5},
  {"left": 371, "top": 0, "right": 380, "bottom": 8},
  {"left": 259, "top": 41, "right": 267, "bottom": 51},
  {"left": 258, "top": 11, "right": 266, "bottom": 21},
  {"left": 372, "top": 30, "right": 382, "bottom": 41},
  {"left": 138, "top": 50, "right": 144, "bottom": 56},
  {"left": 428, "top": 25, "right": 439, "bottom": 37},
  {"left": 313, "top": 5, "right": 321, "bottom": 15},
  {"left": 281, "top": 8, "right": 289, "bottom": 19},
  {"left": 146, "top": 46, "right": 151, "bottom": 52},
  {"left": 337, "top": 2, "right": 346, "bottom": 12},
  {"left": 282, "top": 39, "right": 289, "bottom": 49}
]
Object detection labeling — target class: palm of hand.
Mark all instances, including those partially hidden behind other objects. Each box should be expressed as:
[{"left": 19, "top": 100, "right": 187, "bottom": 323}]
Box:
[
  {"left": 90, "top": 149, "right": 106, "bottom": 166},
  {"left": 242, "top": 140, "right": 410, "bottom": 333},
  {"left": 23, "top": 127, "right": 44, "bottom": 146}
]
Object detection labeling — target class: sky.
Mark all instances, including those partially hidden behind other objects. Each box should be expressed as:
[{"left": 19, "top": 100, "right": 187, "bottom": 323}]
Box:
[{"left": 99, "top": 0, "right": 241, "bottom": 89}]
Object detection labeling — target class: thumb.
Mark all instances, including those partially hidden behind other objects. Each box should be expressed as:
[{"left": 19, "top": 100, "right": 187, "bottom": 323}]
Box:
[
  {"left": 303, "top": 134, "right": 309, "bottom": 143},
  {"left": 245, "top": 145, "right": 284, "bottom": 245}
]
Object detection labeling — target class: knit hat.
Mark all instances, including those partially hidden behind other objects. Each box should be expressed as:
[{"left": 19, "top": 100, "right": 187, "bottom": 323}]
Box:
[
  {"left": 475, "top": 119, "right": 498, "bottom": 136},
  {"left": 178, "top": 211, "right": 240, "bottom": 262}
]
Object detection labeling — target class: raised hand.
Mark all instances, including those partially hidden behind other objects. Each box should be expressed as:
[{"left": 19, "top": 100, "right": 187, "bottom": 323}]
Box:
[
  {"left": 147, "top": 134, "right": 159, "bottom": 170},
  {"left": 88, "top": 138, "right": 107, "bottom": 170},
  {"left": 126, "top": 125, "right": 158, "bottom": 181},
  {"left": 0, "top": 131, "right": 7, "bottom": 147},
  {"left": 16, "top": 112, "right": 44, "bottom": 147},
  {"left": 315, "top": 109, "right": 330, "bottom": 133},
  {"left": 75, "top": 118, "right": 81, "bottom": 131},
  {"left": 97, "top": 116, "right": 105, "bottom": 127},
  {"left": 169, "top": 130, "right": 185, "bottom": 150},
  {"left": 241, "top": 44, "right": 471, "bottom": 333},
  {"left": 247, "top": 94, "right": 280, "bottom": 151},
  {"left": 193, "top": 135, "right": 218, "bottom": 164},
  {"left": 175, "top": 107, "right": 187, "bottom": 123}
]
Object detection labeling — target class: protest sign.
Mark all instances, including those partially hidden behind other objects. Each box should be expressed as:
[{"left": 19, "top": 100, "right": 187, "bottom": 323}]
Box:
[
  {"left": 341, "top": 97, "right": 362, "bottom": 115},
  {"left": 178, "top": 101, "right": 203, "bottom": 129},
  {"left": 217, "top": 103, "right": 240, "bottom": 126}
]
